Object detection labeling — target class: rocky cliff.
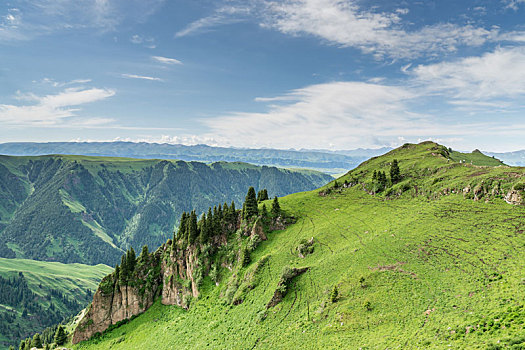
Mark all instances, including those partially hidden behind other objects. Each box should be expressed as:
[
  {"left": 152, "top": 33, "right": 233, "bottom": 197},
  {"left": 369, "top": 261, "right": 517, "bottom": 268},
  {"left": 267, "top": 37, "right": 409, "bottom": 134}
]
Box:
[{"left": 72, "top": 208, "right": 269, "bottom": 344}]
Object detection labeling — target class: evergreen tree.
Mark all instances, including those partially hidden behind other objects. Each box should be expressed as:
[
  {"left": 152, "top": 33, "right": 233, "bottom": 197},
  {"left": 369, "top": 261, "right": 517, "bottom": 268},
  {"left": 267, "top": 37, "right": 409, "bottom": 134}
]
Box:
[
  {"left": 31, "top": 333, "right": 42, "bottom": 348},
  {"left": 114, "top": 264, "right": 120, "bottom": 283},
  {"left": 333, "top": 180, "right": 340, "bottom": 189},
  {"left": 330, "top": 285, "right": 339, "bottom": 303},
  {"left": 140, "top": 245, "right": 149, "bottom": 260},
  {"left": 206, "top": 207, "right": 213, "bottom": 236},
  {"left": 188, "top": 211, "right": 198, "bottom": 245},
  {"left": 372, "top": 170, "right": 377, "bottom": 181},
  {"left": 18, "top": 340, "right": 25, "bottom": 350},
  {"left": 244, "top": 187, "right": 258, "bottom": 219},
  {"left": 199, "top": 213, "right": 209, "bottom": 244},
  {"left": 8, "top": 346, "right": 14, "bottom": 350},
  {"left": 119, "top": 253, "right": 128, "bottom": 284},
  {"left": 127, "top": 247, "right": 136, "bottom": 273},
  {"left": 271, "top": 196, "right": 281, "bottom": 218},
  {"left": 54, "top": 325, "right": 67, "bottom": 346},
  {"left": 176, "top": 212, "right": 188, "bottom": 242},
  {"left": 390, "top": 159, "right": 401, "bottom": 184},
  {"left": 257, "top": 189, "right": 269, "bottom": 202},
  {"left": 261, "top": 203, "right": 269, "bottom": 221}
]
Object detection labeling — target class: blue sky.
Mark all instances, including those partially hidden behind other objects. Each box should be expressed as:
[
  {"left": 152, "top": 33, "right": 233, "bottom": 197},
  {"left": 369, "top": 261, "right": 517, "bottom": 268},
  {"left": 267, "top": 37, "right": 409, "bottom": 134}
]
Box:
[{"left": 1, "top": 0, "right": 525, "bottom": 151}]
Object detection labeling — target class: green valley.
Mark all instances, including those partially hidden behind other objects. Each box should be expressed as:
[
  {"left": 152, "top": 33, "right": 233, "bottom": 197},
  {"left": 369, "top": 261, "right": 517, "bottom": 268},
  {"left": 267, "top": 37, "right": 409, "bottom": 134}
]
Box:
[
  {"left": 41, "top": 142, "right": 524, "bottom": 349},
  {"left": 0, "top": 258, "right": 111, "bottom": 349},
  {"left": 0, "top": 155, "right": 331, "bottom": 266}
]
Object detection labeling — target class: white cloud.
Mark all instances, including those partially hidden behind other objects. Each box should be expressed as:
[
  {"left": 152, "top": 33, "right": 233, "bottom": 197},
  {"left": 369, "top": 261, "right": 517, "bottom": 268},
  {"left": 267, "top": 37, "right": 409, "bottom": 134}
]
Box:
[
  {"left": 504, "top": 0, "right": 525, "bottom": 10},
  {"left": 0, "top": 1, "right": 165, "bottom": 41},
  {"left": 152, "top": 56, "right": 182, "bottom": 65},
  {"left": 130, "top": 34, "right": 156, "bottom": 48},
  {"left": 205, "top": 81, "right": 430, "bottom": 149},
  {"left": 259, "top": 0, "right": 499, "bottom": 59},
  {"left": 410, "top": 46, "right": 525, "bottom": 101},
  {"left": 121, "top": 73, "right": 163, "bottom": 81},
  {"left": 175, "top": 5, "right": 251, "bottom": 38},
  {"left": 0, "top": 87, "right": 115, "bottom": 126}
]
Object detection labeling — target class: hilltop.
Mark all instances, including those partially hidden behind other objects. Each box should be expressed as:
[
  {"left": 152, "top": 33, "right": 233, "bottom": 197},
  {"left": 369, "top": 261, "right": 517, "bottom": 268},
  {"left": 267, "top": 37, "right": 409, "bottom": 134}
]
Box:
[
  {"left": 0, "top": 155, "right": 331, "bottom": 266},
  {"left": 46, "top": 141, "right": 525, "bottom": 349}
]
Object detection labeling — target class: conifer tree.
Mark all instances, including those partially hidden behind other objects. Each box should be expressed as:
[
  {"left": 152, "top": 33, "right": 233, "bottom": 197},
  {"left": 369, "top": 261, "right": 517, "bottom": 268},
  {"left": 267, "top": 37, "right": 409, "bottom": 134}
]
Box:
[
  {"left": 271, "top": 196, "right": 281, "bottom": 218},
  {"left": 18, "top": 340, "right": 25, "bottom": 350},
  {"left": 119, "top": 253, "right": 128, "bottom": 284},
  {"left": 390, "top": 159, "right": 401, "bottom": 184},
  {"left": 188, "top": 211, "right": 198, "bottom": 245},
  {"left": 177, "top": 212, "right": 188, "bottom": 241},
  {"left": 244, "top": 187, "right": 258, "bottom": 219},
  {"left": 199, "top": 213, "right": 208, "bottom": 244},
  {"left": 261, "top": 203, "right": 269, "bottom": 221},
  {"left": 330, "top": 285, "right": 339, "bottom": 303},
  {"left": 54, "top": 325, "right": 67, "bottom": 346},
  {"left": 372, "top": 170, "right": 377, "bottom": 181},
  {"left": 206, "top": 207, "right": 213, "bottom": 236},
  {"left": 140, "top": 245, "right": 149, "bottom": 260},
  {"left": 127, "top": 247, "right": 136, "bottom": 273},
  {"left": 31, "top": 333, "right": 42, "bottom": 348}
]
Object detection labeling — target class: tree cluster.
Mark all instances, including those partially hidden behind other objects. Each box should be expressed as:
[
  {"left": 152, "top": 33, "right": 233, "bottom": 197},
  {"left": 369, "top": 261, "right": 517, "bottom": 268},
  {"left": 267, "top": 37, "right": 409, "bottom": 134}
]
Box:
[
  {"left": 115, "top": 247, "right": 137, "bottom": 285},
  {"left": 256, "top": 189, "right": 269, "bottom": 202},
  {"left": 175, "top": 200, "right": 238, "bottom": 248}
]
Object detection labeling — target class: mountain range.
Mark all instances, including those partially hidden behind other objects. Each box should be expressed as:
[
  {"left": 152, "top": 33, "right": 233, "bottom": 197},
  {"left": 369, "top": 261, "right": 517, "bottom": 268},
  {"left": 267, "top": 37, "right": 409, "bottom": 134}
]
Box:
[{"left": 0, "top": 155, "right": 331, "bottom": 266}]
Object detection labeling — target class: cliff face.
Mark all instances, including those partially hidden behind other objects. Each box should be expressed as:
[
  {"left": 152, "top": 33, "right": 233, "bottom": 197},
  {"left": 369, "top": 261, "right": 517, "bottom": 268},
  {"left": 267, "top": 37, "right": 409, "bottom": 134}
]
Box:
[{"left": 72, "top": 228, "right": 237, "bottom": 344}]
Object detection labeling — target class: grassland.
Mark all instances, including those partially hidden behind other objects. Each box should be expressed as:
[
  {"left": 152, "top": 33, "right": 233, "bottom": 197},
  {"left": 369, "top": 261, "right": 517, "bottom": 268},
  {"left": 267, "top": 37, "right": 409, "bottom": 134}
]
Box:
[
  {"left": 73, "top": 143, "right": 525, "bottom": 349},
  {"left": 0, "top": 259, "right": 111, "bottom": 349}
]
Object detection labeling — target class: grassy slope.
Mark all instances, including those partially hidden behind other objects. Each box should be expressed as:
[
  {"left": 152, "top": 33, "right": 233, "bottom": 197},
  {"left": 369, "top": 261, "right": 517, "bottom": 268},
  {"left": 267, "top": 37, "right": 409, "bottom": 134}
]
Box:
[
  {"left": 75, "top": 143, "right": 525, "bottom": 349},
  {"left": 0, "top": 258, "right": 112, "bottom": 297},
  {"left": 0, "top": 259, "right": 111, "bottom": 348}
]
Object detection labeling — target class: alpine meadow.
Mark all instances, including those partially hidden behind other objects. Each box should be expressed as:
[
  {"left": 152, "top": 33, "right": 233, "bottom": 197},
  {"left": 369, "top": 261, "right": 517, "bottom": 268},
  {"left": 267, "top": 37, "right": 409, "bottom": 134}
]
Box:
[{"left": 1, "top": 0, "right": 525, "bottom": 349}]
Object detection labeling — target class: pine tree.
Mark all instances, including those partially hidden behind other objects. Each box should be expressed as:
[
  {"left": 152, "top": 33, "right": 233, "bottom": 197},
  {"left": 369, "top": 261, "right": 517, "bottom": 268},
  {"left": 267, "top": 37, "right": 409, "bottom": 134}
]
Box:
[
  {"left": 257, "top": 189, "right": 269, "bottom": 202},
  {"left": 271, "top": 196, "right": 281, "bottom": 218},
  {"left": 188, "top": 211, "right": 198, "bottom": 245},
  {"left": 18, "top": 340, "right": 25, "bottom": 350},
  {"left": 390, "top": 159, "right": 401, "bottom": 184},
  {"left": 54, "top": 325, "right": 67, "bottom": 346},
  {"left": 244, "top": 187, "right": 258, "bottom": 219},
  {"left": 372, "top": 170, "right": 377, "bottom": 181},
  {"left": 119, "top": 253, "right": 128, "bottom": 284},
  {"left": 31, "top": 333, "right": 42, "bottom": 348},
  {"left": 206, "top": 207, "right": 213, "bottom": 236},
  {"left": 330, "top": 285, "right": 339, "bottom": 303},
  {"left": 261, "top": 203, "right": 269, "bottom": 221},
  {"left": 127, "top": 247, "right": 136, "bottom": 274},
  {"left": 198, "top": 213, "right": 207, "bottom": 244},
  {"left": 140, "top": 245, "right": 149, "bottom": 260},
  {"left": 177, "top": 212, "right": 188, "bottom": 242}
]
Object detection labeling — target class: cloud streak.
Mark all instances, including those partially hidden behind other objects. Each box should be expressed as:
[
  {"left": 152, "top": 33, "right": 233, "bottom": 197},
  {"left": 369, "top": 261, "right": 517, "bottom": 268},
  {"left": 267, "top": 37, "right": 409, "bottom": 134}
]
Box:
[
  {"left": 152, "top": 56, "right": 182, "bottom": 65},
  {"left": 0, "top": 87, "right": 115, "bottom": 126},
  {"left": 121, "top": 73, "right": 163, "bottom": 81}
]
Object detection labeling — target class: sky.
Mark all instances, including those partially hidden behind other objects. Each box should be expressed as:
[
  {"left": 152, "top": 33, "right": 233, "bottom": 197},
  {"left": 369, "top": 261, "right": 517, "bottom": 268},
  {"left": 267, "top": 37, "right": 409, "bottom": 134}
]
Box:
[{"left": 1, "top": 0, "right": 525, "bottom": 152}]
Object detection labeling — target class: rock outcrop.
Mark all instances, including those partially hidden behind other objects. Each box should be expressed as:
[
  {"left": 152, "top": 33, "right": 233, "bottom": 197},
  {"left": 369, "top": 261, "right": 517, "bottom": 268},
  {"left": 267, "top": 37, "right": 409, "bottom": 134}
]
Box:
[
  {"left": 72, "top": 241, "right": 219, "bottom": 343},
  {"left": 505, "top": 190, "right": 523, "bottom": 205}
]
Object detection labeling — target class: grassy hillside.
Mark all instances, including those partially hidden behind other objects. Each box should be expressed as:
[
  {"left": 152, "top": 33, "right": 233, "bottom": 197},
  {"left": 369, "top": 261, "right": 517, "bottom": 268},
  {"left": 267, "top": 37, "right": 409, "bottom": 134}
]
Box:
[
  {"left": 0, "top": 155, "right": 331, "bottom": 265},
  {"left": 0, "top": 259, "right": 111, "bottom": 349},
  {"left": 71, "top": 142, "right": 524, "bottom": 349}
]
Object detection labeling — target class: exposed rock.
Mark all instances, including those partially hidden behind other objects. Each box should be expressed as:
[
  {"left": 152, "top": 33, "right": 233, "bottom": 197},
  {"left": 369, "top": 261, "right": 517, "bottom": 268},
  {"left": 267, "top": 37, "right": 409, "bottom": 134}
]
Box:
[
  {"left": 505, "top": 190, "right": 523, "bottom": 205},
  {"left": 266, "top": 267, "right": 308, "bottom": 309}
]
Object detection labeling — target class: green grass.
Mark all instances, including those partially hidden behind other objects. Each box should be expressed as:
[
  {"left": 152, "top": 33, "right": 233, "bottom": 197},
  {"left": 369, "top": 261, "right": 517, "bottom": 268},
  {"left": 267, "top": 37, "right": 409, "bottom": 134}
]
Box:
[
  {"left": 74, "top": 142, "right": 525, "bottom": 349},
  {"left": 0, "top": 258, "right": 112, "bottom": 298}
]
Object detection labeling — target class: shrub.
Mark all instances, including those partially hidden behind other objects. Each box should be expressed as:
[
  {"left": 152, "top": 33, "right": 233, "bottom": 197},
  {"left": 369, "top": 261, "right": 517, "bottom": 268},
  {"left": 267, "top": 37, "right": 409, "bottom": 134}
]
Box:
[{"left": 364, "top": 300, "right": 372, "bottom": 311}]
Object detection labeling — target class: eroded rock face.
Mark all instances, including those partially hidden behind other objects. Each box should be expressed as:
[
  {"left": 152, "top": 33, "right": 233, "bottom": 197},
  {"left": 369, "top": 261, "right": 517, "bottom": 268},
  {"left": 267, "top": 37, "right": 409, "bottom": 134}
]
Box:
[
  {"left": 505, "top": 190, "right": 523, "bottom": 205},
  {"left": 72, "top": 243, "right": 204, "bottom": 344}
]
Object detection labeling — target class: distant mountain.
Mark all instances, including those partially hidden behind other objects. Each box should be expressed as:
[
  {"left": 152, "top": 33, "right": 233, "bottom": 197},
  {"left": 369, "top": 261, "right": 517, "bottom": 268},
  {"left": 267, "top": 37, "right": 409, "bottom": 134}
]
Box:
[
  {"left": 486, "top": 150, "right": 525, "bottom": 166},
  {"left": 0, "top": 142, "right": 390, "bottom": 175},
  {"left": 0, "top": 155, "right": 331, "bottom": 266}
]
